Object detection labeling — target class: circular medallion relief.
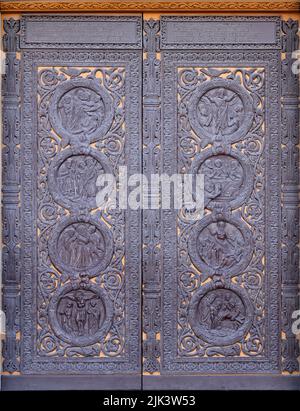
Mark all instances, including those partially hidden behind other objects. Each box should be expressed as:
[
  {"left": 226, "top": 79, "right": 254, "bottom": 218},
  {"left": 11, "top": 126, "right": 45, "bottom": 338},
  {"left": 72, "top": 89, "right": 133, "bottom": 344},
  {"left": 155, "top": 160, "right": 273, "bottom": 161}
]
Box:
[
  {"left": 189, "top": 282, "right": 253, "bottom": 345},
  {"left": 48, "top": 216, "right": 113, "bottom": 277},
  {"left": 48, "top": 147, "right": 112, "bottom": 211},
  {"left": 191, "top": 149, "right": 253, "bottom": 210},
  {"left": 188, "top": 214, "right": 253, "bottom": 277},
  {"left": 49, "top": 78, "right": 113, "bottom": 146},
  {"left": 188, "top": 79, "right": 253, "bottom": 144},
  {"left": 49, "top": 282, "right": 113, "bottom": 346}
]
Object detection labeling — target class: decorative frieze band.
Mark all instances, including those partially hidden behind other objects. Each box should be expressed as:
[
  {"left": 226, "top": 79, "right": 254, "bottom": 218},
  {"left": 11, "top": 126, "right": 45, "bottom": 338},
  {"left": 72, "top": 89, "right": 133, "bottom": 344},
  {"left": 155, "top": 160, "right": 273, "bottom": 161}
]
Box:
[{"left": 0, "top": 1, "right": 299, "bottom": 12}]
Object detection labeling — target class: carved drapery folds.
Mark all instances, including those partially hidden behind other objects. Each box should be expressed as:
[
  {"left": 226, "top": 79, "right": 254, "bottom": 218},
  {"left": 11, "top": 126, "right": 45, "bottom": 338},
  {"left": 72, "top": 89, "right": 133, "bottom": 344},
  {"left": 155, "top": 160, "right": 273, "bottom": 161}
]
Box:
[
  {"left": 142, "top": 19, "right": 162, "bottom": 374},
  {"left": 2, "top": 18, "right": 21, "bottom": 372},
  {"left": 281, "top": 18, "right": 300, "bottom": 373}
]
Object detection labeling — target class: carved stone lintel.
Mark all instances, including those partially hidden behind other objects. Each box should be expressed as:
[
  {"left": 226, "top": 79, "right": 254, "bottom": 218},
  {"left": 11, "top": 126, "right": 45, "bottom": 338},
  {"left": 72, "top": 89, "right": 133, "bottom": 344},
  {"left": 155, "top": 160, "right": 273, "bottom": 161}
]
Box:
[
  {"left": 142, "top": 19, "right": 161, "bottom": 374},
  {"left": 281, "top": 18, "right": 300, "bottom": 373},
  {"left": 2, "top": 18, "right": 21, "bottom": 373}
]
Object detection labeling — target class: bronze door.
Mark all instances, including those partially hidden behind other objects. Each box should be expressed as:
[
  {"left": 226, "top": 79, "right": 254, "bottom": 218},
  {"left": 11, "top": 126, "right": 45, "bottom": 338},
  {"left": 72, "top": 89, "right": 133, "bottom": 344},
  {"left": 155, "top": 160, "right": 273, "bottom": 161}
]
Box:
[{"left": 2, "top": 14, "right": 299, "bottom": 390}]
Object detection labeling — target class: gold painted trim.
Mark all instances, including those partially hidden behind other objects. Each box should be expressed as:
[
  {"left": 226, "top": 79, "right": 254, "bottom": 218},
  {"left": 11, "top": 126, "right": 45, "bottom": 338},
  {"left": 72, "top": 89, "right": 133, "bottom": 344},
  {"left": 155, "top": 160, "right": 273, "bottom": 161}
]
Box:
[{"left": 0, "top": 1, "right": 299, "bottom": 12}]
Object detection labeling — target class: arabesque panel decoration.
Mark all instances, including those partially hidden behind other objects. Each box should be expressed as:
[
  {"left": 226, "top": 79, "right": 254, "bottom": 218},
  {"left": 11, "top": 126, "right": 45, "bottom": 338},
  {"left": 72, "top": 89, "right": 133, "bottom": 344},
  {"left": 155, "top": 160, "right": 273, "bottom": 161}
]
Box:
[
  {"left": 1, "top": 13, "right": 299, "bottom": 390},
  {"left": 17, "top": 15, "right": 143, "bottom": 373},
  {"left": 160, "top": 15, "right": 285, "bottom": 373}
]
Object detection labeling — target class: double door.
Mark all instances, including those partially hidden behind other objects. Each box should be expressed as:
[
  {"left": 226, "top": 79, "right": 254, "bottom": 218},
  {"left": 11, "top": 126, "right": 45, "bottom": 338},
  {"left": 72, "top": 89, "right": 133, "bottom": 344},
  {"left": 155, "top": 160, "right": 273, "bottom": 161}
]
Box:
[{"left": 2, "top": 14, "right": 299, "bottom": 390}]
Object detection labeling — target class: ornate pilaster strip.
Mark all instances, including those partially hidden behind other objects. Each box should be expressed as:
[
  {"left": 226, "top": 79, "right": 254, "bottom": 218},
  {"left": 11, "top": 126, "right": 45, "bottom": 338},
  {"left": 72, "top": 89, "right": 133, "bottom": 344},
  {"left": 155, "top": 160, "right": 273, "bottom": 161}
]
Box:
[
  {"left": 142, "top": 19, "right": 161, "bottom": 374},
  {"left": 281, "top": 18, "right": 300, "bottom": 373},
  {"left": 2, "top": 18, "right": 21, "bottom": 372}
]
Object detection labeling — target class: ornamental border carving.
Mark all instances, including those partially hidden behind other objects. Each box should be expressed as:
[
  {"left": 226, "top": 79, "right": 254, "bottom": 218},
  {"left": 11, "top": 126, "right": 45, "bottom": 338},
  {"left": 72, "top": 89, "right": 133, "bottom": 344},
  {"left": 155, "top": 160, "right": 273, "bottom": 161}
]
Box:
[{"left": 0, "top": 1, "right": 299, "bottom": 12}]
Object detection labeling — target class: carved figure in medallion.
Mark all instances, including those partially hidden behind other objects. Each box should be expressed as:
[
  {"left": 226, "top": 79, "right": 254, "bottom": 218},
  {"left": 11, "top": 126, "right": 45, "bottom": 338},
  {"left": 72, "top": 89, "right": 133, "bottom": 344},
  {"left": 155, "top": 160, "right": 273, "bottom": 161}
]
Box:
[
  {"left": 188, "top": 214, "right": 253, "bottom": 278},
  {"left": 200, "top": 155, "right": 242, "bottom": 202},
  {"left": 49, "top": 78, "right": 113, "bottom": 146},
  {"left": 58, "top": 223, "right": 105, "bottom": 271},
  {"left": 200, "top": 289, "right": 245, "bottom": 333},
  {"left": 198, "top": 87, "right": 244, "bottom": 137},
  {"left": 190, "top": 148, "right": 254, "bottom": 210},
  {"left": 58, "top": 289, "right": 105, "bottom": 337},
  {"left": 48, "top": 216, "right": 113, "bottom": 277},
  {"left": 49, "top": 281, "right": 113, "bottom": 346},
  {"left": 48, "top": 147, "right": 112, "bottom": 211},
  {"left": 189, "top": 282, "right": 253, "bottom": 346},
  {"left": 57, "top": 155, "right": 104, "bottom": 203},
  {"left": 58, "top": 87, "right": 105, "bottom": 136},
  {"left": 188, "top": 78, "right": 253, "bottom": 146},
  {"left": 198, "top": 221, "right": 244, "bottom": 271}
]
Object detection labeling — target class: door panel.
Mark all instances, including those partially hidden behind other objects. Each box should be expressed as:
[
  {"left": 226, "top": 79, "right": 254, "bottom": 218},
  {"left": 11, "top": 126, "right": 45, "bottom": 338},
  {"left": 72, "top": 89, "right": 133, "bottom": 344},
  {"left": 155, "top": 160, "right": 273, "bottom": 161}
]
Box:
[
  {"left": 161, "top": 18, "right": 281, "bottom": 373},
  {"left": 143, "top": 15, "right": 299, "bottom": 378},
  {"left": 19, "top": 16, "right": 142, "bottom": 375}
]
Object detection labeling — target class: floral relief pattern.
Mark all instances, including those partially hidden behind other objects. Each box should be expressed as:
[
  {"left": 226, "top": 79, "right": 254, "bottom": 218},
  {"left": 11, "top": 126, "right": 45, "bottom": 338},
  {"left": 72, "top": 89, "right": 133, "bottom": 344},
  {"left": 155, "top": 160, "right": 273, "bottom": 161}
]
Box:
[
  {"left": 21, "top": 49, "right": 141, "bottom": 374},
  {"left": 37, "top": 66, "right": 125, "bottom": 360},
  {"left": 177, "top": 66, "right": 267, "bottom": 359},
  {"left": 5, "top": 16, "right": 293, "bottom": 378}
]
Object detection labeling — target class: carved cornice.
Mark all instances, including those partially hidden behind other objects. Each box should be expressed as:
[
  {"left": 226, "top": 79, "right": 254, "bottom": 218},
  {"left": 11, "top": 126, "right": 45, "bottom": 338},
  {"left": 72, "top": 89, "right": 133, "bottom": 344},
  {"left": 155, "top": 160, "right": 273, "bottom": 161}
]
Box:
[{"left": 0, "top": 1, "right": 299, "bottom": 12}]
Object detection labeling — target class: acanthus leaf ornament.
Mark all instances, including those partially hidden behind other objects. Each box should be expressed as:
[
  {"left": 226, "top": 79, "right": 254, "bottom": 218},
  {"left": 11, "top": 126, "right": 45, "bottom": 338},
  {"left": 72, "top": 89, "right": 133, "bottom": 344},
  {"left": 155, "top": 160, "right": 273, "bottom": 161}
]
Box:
[{"left": 1, "top": 2, "right": 299, "bottom": 12}]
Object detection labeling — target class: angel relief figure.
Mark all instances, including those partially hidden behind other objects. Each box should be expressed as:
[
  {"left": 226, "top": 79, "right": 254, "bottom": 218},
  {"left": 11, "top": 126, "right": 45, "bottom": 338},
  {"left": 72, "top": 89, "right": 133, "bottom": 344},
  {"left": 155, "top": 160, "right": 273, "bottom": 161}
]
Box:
[
  {"left": 57, "top": 290, "right": 105, "bottom": 337},
  {"left": 58, "top": 87, "right": 105, "bottom": 136},
  {"left": 198, "top": 221, "right": 244, "bottom": 270},
  {"left": 58, "top": 223, "right": 105, "bottom": 271},
  {"left": 198, "top": 88, "right": 244, "bottom": 136}
]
